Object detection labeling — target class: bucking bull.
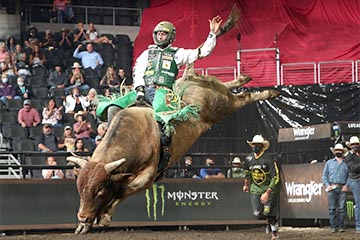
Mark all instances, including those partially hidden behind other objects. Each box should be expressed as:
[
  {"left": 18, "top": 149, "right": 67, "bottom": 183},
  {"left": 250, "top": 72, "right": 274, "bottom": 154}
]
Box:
[{"left": 67, "top": 5, "right": 280, "bottom": 234}]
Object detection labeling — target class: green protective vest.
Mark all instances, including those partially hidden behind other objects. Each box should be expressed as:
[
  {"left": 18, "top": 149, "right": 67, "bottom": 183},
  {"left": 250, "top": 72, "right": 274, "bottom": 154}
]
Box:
[{"left": 144, "top": 45, "right": 179, "bottom": 88}]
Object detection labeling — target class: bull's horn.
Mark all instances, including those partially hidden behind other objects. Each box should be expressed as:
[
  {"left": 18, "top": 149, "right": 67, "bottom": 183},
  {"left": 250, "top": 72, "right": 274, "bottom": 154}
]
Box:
[
  {"left": 67, "top": 156, "right": 88, "bottom": 168},
  {"left": 104, "top": 158, "right": 126, "bottom": 174}
]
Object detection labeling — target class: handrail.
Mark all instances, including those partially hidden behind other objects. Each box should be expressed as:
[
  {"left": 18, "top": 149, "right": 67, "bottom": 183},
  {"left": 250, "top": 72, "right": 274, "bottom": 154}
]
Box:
[
  {"left": 24, "top": 3, "right": 142, "bottom": 26},
  {"left": 317, "top": 60, "right": 354, "bottom": 84},
  {"left": 281, "top": 62, "right": 317, "bottom": 85}
]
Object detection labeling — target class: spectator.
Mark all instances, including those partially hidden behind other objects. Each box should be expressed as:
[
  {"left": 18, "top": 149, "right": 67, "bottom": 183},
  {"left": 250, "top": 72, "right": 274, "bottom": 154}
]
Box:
[
  {"left": 74, "top": 138, "right": 90, "bottom": 156},
  {"left": 72, "top": 21, "right": 89, "bottom": 44},
  {"left": 58, "top": 125, "right": 76, "bottom": 151},
  {"left": 73, "top": 43, "right": 104, "bottom": 77},
  {"left": 36, "top": 123, "right": 61, "bottom": 152},
  {"left": 42, "top": 156, "right": 64, "bottom": 179},
  {"left": 24, "top": 26, "right": 42, "bottom": 49},
  {"left": 242, "top": 135, "right": 280, "bottom": 240},
  {"left": 73, "top": 110, "right": 93, "bottom": 139},
  {"left": 18, "top": 99, "right": 41, "bottom": 128},
  {"left": 96, "top": 122, "right": 108, "bottom": 138},
  {"left": 63, "top": 87, "right": 90, "bottom": 114},
  {"left": 344, "top": 136, "right": 360, "bottom": 234},
  {"left": 43, "top": 30, "right": 58, "bottom": 51},
  {"left": 64, "top": 0, "right": 75, "bottom": 23},
  {"left": 15, "top": 76, "right": 33, "bottom": 100},
  {"left": 48, "top": 63, "right": 67, "bottom": 90},
  {"left": 102, "top": 87, "right": 111, "bottom": 98},
  {"left": 100, "top": 66, "right": 120, "bottom": 92},
  {"left": 66, "top": 62, "right": 89, "bottom": 93},
  {"left": 86, "top": 88, "right": 98, "bottom": 119},
  {"left": 6, "top": 36, "right": 16, "bottom": 54},
  {"left": 322, "top": 143, "right": 349, "bottom": 233},
  {"left": 227, "top": 157, "right": 246, "bottom": 178},
  {"left": 199, "top": 158, "right": 225, "bottom": 179},
  {"left": 0, "top": 72, "right": 21, "bottom": 105},
  {"left": 117, "top": 67, "right": 132, "bottom": 86},
  {"left": 0, "top": 54, "right": 17, "bottom": 77},
  {"left": 12, "top": 44, "right": 27, "bottom": 69},
  {"left": 95, "top": 135, "right": 102, "bottom": 147},
  {"left": 29, "top": 44, "right": 46, "bottom": 68},
  {"left": 87, "top": 22, "right": 115, "bottom": 48},
  {"left": 58, "top": 27, "right": 72, "bottom": 53},
  {"left": 42, "top": 98, "right": 63, "bottom": 126},
  {"left": 0, "top": 42, "right": 9, "bottom": 63},
  {"left": 179, "top": 156, "right": 200, "bottom": 178},
  {"left": 52, "top": 0, "right": 67, "bottom": 23}
]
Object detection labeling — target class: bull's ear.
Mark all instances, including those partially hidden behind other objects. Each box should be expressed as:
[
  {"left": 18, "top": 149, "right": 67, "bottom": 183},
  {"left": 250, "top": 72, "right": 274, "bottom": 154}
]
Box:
[{"left": 110, "top": 173, "right": 134, "bottom": 184}]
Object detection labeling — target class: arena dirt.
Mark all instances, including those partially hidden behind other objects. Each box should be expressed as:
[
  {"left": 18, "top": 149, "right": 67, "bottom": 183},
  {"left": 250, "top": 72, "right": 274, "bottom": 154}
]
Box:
[{"left": 1, "top": 227, "right": 358, "bottom": 240}]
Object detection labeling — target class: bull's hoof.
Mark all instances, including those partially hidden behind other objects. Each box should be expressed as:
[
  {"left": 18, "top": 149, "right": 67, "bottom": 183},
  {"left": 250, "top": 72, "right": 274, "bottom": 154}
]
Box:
[
  {"left": 98, "top": 213, "right": 112, "bottom": 227},
  {"left": 269, "top": 90, "right": 280, "bottom": 98},
  {"left": 75, "top": 222, "right": 92, "bottom": 234}
]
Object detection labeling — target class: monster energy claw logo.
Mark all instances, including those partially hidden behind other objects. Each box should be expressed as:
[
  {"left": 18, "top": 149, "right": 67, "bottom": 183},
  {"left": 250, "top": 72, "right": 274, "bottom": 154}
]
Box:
[
  {"left": 346, "top": 201, "right": 354, "bottom": 220},
  {"left": 145, "top": 184, "right": 165, "bottom": 221}
]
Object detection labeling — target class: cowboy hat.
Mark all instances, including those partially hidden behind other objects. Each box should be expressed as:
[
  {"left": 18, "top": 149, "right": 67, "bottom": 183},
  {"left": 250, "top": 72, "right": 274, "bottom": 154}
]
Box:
[
  {"left": 232, "top": 157, "right": 242, "bottom": 164},
  {"left": 330, "top": 143, "right": 346, "bottom": 155},
  {"left": 74, "top": 111, "right": 86, "bottom": 120},
  {"left": 247, "top": 135, "right": 270, "bottom": 150},
  {"left": 345, "top": 136, "right": 360, "bottom": 148},
  {"left": 71, "top": 62, "right": 82, "bottom": 69}
]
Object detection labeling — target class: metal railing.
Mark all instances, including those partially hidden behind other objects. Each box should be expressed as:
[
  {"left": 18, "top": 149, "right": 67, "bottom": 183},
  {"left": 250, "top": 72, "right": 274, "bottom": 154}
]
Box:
[
  {"left": 281, "top": 62, "right": 317, "bottom": 85},
  {"left": 0, "top": 153, "right": 23, "bottom": 179},
  {"left": 24, "top": 3, "right": 142, "bottom": 26},
  {"left": 238, "top": 47, "right": 358, "bottom": 85},
  {"left": 206, "top": 66, "right": 237, "bottom": 81},
  {"left": 237, "top": 48, "right": 280, "bottom": 86},
  {"left": 318, "top": 60, "right": 355, "bottom": 84}
]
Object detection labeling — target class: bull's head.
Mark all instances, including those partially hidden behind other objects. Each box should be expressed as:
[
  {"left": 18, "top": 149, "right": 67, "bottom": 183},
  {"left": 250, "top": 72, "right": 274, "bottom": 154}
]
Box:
[{"left": 67, "top": 156, "right": 132, "bottom": 234}]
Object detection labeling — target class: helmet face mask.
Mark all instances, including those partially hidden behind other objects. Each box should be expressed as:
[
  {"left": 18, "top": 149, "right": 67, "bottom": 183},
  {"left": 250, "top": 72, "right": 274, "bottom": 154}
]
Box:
[{"left": 153, "top": 21, "right": 176, "bottom": 48}]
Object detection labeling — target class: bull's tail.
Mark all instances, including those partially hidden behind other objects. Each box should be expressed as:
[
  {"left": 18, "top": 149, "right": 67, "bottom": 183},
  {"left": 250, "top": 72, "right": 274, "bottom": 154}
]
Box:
[{"left": 216, "top": 4, "right": 241, "bottom": 37}]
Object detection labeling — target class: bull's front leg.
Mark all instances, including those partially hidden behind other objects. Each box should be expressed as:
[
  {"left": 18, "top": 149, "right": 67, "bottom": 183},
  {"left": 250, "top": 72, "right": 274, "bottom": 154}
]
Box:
[{"left": 98, "top": 165, "right": 157, "bottom": 227}]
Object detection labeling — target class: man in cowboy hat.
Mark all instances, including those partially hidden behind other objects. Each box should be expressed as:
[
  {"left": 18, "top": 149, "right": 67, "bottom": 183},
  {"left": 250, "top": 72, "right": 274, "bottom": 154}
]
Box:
[
  {"left": 322, "top": 143, "right": 349, "bottom": 233},
  {"left": 344, "top": 136, "right": 360, "bottom": 234},
  {"left": 242, "top": 134, "right": 280, "bottom": 240},
  {"left": 227, "top": 157, "right": 246, "bottom": 178}
]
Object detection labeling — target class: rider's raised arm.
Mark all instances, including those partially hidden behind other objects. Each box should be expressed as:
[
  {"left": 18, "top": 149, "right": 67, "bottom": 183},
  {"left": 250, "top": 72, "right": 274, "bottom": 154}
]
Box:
[{"left": 174, "top": 15, "right": 222, "bottom": 66}]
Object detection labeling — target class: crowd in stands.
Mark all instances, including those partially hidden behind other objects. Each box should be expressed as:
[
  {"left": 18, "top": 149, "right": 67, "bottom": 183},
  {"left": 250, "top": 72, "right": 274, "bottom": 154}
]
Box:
[{"left": 0, "top": 22, "right": 133, "bottom": 155}]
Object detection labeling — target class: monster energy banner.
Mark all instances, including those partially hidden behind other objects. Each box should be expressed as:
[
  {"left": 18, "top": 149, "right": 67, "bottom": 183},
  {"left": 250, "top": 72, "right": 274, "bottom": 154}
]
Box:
[{"left": 112, "top": 180, "right": 255, "bottom": 222}]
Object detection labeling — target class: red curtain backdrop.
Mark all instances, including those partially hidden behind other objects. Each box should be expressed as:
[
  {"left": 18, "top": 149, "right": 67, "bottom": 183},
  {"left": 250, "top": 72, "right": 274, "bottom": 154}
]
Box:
[{"left": 133, "top": 0, "right": 360, "bottom": 86}]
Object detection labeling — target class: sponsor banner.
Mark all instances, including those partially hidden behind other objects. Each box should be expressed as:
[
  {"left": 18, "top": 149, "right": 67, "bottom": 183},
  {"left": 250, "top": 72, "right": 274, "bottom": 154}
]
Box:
[
  {"left": 280, "top": 162, "right": 328, "bottom": 219},
  {"left": 337, "top": 121, "right": 360, "bottom": 134},
  {"left": 114, "top": 181, "right": 255, "bottom": 222},
  {"left": 278, "top": 123, "right": 331, "bottom": 142}
]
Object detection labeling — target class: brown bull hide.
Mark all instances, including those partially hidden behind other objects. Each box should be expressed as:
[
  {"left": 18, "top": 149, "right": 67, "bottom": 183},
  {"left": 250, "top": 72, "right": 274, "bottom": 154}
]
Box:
[
  {"left": 69, "top": 70, "right": 279, "bottom": 234},
  {"left": 68, "top": 4, "right": 280, "bottom": 234}
]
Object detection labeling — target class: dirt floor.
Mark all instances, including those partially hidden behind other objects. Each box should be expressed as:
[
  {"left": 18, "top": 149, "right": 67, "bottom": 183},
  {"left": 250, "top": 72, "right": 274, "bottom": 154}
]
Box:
[{"left": 1, "top": 226, "right": 359, "bottom": 240}]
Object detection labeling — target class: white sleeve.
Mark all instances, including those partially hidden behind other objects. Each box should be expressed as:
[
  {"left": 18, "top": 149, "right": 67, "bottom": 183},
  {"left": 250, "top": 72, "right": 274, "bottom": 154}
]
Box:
[
  {"left": 174, "top": 32, "right": 216, "bottom": 67},
  {"left": 133, "top": 49, "right": 149, "bottom": 89}
]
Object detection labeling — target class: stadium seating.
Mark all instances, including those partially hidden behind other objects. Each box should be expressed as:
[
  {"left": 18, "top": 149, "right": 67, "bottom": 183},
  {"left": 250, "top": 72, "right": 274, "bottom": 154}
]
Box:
[{"left": 6, "top": 98, "right": 23, "bottom": 112}]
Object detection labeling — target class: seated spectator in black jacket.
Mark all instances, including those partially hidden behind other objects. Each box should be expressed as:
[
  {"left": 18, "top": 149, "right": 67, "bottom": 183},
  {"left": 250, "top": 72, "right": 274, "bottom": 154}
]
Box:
[
  {"left": 178, "top": 156, "right": 200, "bottom": 179},
  {"left": 48, "top": 63, "right": 67, "bottom": 91},
  {"left": 36, "top": 124, "right": 61, "bottom": 152},
  {"left": 15, "top": 76, "right": 33, "bottom": 100}
]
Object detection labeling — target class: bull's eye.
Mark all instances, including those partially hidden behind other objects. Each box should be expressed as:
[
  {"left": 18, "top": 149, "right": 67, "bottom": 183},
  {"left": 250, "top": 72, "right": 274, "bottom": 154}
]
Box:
[
  {"left": 97, "top": 188, "right": 105, "bottom": 196},
  {"left": 96, "top": 184, "right": 107, "bottom": 197}
]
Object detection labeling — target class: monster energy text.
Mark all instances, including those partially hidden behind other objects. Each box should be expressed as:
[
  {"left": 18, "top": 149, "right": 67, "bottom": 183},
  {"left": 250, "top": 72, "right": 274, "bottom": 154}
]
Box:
[{"left": 168, "top": 190, "right": 219, "bottom": 207}]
